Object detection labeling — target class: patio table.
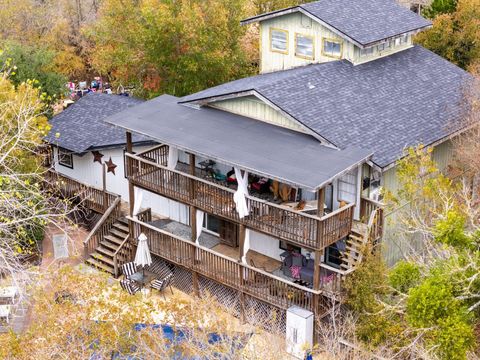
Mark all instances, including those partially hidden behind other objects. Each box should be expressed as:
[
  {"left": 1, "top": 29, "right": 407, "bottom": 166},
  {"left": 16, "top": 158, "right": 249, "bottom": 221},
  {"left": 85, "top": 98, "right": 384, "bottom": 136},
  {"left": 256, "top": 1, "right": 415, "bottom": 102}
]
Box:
[
  {"left": 130, "top": 270, "right": 158, "bottom": 288},
  {"left": 0, "top": 305, "right": 11, "bottom": 324},
  {"left": 0, "top": 286, "right": 18, "bottom": 304}
]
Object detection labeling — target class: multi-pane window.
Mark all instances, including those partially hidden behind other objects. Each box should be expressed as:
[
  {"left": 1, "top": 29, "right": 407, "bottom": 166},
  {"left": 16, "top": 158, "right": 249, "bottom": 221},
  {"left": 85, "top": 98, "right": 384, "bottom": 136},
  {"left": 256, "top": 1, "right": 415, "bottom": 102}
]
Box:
[
  {"left": 58, "top": 148, "right": 73, "bottom": 168},
  {"left": 295, "top": 34, "right": 314, "bottom": 59},
  {"left": 322, "top": 39, "right": 342, "bottom": 58},
  {"left": 270, "top": 28, "right": 288, "bottom": 53},
  {"left": 360, "top": 46, "right": 374, "bottom": 57},
  {"left": 338, "top": 169, "right": 357, "bottom": 204}
]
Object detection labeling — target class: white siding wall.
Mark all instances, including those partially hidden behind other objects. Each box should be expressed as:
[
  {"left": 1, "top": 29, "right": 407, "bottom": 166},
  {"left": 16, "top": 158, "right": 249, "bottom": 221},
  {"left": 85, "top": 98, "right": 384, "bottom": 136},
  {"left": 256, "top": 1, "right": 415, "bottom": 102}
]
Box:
[{"left": 53, "top": 146, "right": 189, "bottom": 225}]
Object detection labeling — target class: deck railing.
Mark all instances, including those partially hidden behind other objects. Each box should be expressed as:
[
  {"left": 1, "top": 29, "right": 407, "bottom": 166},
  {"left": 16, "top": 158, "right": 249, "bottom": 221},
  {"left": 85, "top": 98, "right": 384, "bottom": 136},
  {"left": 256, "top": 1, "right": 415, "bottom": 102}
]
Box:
[
  {"left": 44, "top": 169, "right": 117, "bottom": 213},
  {"left": 129, "top": 217, "right": 345, "bottom": 311},
  {"left": 125, "top": 152, "right": 354, "bottom": 250},
  {"left": 84, "top": 197, "right": 122, "bottom": 259},
  {"left": 360, "top": 197, "right": 384, "bottom": 242},
  {"left": 113, "top": 233, "right": 135, "bottom": 278}
]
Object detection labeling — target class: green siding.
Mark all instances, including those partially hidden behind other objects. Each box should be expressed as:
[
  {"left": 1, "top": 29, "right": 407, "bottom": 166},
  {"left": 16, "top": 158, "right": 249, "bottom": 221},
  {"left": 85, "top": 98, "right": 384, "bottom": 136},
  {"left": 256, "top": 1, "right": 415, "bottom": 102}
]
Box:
[{"left": 381, "top": 140, "right": 453, "bottom": 265}]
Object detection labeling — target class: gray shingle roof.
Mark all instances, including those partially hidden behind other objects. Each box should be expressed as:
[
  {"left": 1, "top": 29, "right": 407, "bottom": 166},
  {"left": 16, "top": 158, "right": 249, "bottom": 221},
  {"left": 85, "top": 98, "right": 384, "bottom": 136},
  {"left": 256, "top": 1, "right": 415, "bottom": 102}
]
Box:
[
  {"left": 105, "top": 95, "right": 372, "bottom": 190},
  {"left": 45, "top": 93, "right": 152, "bottom": 153},
  {"left": 180, "top": 46, "right": 472, "bottom": 168},
  {"left": 242, "top": 0, "right": 432, "bottom": 47}
]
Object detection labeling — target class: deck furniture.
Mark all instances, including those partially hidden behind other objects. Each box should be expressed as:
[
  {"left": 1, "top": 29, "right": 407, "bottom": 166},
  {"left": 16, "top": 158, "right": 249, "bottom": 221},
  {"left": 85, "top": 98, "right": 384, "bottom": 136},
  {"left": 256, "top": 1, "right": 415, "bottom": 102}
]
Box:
[
  {"left": 150, "top": 272, "right": 174, "bottom": 299},
  {"left": 0, "top": 305, "right": 11, "bottom": 324},
  {"left": 129, "top": 270, "right": 158, "bottom": 288},
  {"left": 121, "top": 262, "right": 137, "bottom": 279},
  {"left": 199, "top": 159, "right": 216, "bottom": 176},
  {"left": 0, "top": 286, "right": 18, "bottom": 305},
  {"left": 120, "top": 279, "right": 140, "bottom": 295}
]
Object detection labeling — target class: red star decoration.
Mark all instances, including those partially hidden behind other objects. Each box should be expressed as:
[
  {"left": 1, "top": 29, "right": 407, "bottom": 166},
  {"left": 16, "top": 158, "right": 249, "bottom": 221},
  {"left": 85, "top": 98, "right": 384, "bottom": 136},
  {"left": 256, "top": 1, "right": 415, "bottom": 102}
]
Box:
[
  {"left": 105, "top": 157, "right": 117, "bottom": 175},
  {"left": 92, "top": 151, "right": 104, "bottom": 164}
]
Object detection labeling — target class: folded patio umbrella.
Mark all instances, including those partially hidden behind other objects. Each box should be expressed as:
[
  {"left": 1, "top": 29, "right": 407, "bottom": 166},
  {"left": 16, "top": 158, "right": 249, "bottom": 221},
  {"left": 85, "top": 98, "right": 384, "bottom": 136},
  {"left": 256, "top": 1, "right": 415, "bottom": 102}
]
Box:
[{"left": 134, "top": 233, "right": 152, "bottom": 274}]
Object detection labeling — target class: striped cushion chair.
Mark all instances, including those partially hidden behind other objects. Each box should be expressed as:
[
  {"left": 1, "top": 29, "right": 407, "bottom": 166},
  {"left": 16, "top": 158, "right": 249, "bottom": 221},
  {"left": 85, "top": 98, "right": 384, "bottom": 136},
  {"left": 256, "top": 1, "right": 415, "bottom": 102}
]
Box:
[
  {"left": 151, "top": 273, "right": 174, "bottom": 299},
  {"left": 120, "top": 279, "right": 140, "bottom": 295},
  {"left": 121, "top": 262, "right": 137, "bottom": 279}
]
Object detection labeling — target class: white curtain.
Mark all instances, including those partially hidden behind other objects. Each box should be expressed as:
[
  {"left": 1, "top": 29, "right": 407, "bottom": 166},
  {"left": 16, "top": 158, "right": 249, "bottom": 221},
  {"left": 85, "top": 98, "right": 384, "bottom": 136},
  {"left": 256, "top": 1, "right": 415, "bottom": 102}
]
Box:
[
  {"left": 233, "top": 168, "right": 250, "bottom": 219},
  {"left": 195, "top": 209, "right": 204, "bottom": 245},
  {"left": 132, "top": 188, "right": 143, "bottom": 218},
  {"left": 167, "top": 145, "right": 179, "bottom": 170},
  {"left": 241, "top": 229, "right": 250, "bottom": 264}
]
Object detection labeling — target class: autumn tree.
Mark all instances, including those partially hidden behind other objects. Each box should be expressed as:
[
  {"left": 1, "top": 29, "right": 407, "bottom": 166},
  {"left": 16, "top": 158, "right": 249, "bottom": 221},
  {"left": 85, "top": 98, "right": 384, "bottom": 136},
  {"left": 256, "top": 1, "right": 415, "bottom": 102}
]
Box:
[
  {"left": 88, "top": 0, "right": 255, "bottom": 98},
  {"left": 415, "top": 0, "right": 480, "bottom": 71}
]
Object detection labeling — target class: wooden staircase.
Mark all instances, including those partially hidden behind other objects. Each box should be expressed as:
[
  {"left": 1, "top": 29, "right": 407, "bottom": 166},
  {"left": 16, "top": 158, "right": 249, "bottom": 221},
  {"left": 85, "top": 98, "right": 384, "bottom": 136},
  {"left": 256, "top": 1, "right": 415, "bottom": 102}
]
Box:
[
  {"left": 341, "top": 222, "right": 369, "bottom": 271},
  {"left": 341, "top": 206, "right": 384, "bottom": 271},
  {"left": 85, "top": 218, "right": 133, "bottom": 276}
]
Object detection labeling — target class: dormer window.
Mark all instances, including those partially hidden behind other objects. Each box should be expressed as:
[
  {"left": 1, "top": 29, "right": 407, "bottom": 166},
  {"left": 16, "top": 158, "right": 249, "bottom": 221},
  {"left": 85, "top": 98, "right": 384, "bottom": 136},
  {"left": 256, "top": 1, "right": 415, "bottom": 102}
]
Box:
[
  {"left": 295, "top": 33, "right": 314, "bottom": 59},
  {"left": 322, "top": 38, "right": 342, "bottom": 59},
  {"left": 270, "top": 28, "right": 289, "bottom": 54},
  {"left": 394, "top": 34, "right": 409, "bottom": 46},
  {"left": 360, "top": 47, "right": 374, "bottom": 57}
]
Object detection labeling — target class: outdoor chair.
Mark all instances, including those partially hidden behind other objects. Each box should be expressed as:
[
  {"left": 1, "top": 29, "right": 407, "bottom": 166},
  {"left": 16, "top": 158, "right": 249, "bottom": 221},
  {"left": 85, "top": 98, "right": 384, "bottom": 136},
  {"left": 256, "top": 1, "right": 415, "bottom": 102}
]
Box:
[
  {"left": 150, "top": 272, "right": 174, "bottom": 299},
  {"left": 120, "top": 279, "right": 140, "bottom": 295},
  {"left": 121, "top": 262, "right": 137, "bottom": 279}
]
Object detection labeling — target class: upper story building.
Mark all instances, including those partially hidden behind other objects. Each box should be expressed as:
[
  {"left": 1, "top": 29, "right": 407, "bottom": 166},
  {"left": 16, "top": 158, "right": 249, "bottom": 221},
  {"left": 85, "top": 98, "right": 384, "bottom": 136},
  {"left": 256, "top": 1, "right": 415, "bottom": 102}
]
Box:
[{"left": 242, "top": 0, "right": 431, "bottom": 72}]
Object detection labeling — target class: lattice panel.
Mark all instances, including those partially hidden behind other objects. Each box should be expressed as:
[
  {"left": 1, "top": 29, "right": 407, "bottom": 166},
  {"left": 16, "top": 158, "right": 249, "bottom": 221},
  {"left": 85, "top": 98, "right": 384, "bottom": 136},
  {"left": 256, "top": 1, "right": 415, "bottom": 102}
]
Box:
[
  {"left": 169, "top": 263, "right": 194, "bottom": 295},
  {"left": 244, "top": 295, "right": 286, "bottom": 335},
  {"left": 198, "top": 276, "right": 241, "bottom": 318}
]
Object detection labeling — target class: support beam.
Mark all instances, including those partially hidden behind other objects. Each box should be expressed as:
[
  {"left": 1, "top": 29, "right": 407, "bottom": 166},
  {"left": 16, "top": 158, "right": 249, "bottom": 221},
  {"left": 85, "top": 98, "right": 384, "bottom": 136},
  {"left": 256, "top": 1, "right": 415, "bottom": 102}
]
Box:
[
  {"left": 190, "top": 206, "right": 197, "bottom": 242},
  {"left": 102, "top": 163, "right": 108, "bottom": 211},
  {"left": 238, "top": 224, "right": 246, "bottom": 262},
  {"left": 126, "top": 131, "right": 133, "bottom": 153},
  {"left": 317, "top": 187, "right": 325, "bottom": 218},
  {"left": 126, "top": 132, "right": 135, "bottom": 216}
]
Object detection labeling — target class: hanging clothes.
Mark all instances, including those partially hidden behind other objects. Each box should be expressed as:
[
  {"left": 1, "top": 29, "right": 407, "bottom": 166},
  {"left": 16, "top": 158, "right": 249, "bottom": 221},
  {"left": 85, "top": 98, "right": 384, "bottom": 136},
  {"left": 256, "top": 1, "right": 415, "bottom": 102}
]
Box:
[
  {"left": 233, "top": 168, "right": 249, "bottom": 219},
  {"left": 195, "top": 209, "right": 204, "bottom": 245}
]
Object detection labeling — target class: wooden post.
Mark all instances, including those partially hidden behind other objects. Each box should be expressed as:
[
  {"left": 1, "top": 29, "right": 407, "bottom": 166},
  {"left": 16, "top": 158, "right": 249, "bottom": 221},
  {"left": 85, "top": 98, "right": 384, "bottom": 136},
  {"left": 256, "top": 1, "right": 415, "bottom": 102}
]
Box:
[
  {"left": 190, "top": 206, "right": 197, "bottom": 242},
  {"left": 317, "top": 188, "right": 325, "bottom": 218},
  {"left": 126, "top": 132, "right": 135, "bottom": 217},
  {"left": 102, "top": 163, "right": 108, "bottom": 211},
  {"left": 238, "top": 224, "right": 246, "bottom": 262},
  {"left": 313, "top": 187, "right": 326, "bottom": 344},
  {"left": 189, "top": 153, "right": 196, "bottom": 200}
]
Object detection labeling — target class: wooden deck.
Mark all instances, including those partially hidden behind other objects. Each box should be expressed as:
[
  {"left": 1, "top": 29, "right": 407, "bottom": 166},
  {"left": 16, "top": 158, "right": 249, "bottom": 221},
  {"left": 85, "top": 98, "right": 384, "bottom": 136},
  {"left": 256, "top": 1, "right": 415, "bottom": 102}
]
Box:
[
  {"left": 128, "top": 216, "right": 347, "bottom": 313},
  {"left": 125, "top": 146, "right": 355, "bottom": 251}
]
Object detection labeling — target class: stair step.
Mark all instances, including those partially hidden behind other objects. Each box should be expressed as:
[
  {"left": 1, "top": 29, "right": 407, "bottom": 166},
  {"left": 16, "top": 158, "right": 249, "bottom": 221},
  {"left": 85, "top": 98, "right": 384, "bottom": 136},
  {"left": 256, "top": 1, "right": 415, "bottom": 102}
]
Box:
[
  {"left": 91, "top": 252, "right": 115, "bottom": 266},
  {"left": 104, "top": 234, "right": 124, "bottom": 245},
  {"left": 86, "top": 258, "right": 114, "bottom": 274},
  {"left": 117, "top": 217, "right": 129, "bottom": 226},
  {"left": 100, "top": 240, "right": 120, "bottom": 251},
  {"left": 113, "top": 222, "right": 129, "bottom": 233},
  {"left": 110, "top": 228, "right": 128, "bottom": 238},
  {"left": 97, "top": 247, "right": 115, "bottom": 258}
]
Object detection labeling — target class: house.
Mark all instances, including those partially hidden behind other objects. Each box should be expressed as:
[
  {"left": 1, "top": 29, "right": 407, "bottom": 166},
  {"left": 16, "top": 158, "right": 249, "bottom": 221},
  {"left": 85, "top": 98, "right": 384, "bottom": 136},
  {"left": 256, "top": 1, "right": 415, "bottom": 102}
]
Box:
[
  {"left": 46, "top": 0, "right": 472, "bottom": 340},
  {"left": 45, "top": 93, "right": 189, "bottom": 224}
]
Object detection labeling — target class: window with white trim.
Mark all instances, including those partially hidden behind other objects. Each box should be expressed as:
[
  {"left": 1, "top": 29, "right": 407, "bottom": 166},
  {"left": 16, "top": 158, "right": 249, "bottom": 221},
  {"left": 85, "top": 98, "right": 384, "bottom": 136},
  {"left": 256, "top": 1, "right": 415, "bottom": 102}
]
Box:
[
  {"left": 323, "top": 39, "right": 342, "bottom": 58},
  {"left": 295, "top": 34, "right": 314, "bottom": 59},
  {"left": 338, "top": 169, "right": 357, "bottom": 204},
  {"left": 270, "top": 28, "right": 288, "bottom": 54},
  {"left": 360, "top": 46, "right": 374, "bottom": 57},
  {"left": 58, "top": 148, "right": 73, "bottom": 169}
]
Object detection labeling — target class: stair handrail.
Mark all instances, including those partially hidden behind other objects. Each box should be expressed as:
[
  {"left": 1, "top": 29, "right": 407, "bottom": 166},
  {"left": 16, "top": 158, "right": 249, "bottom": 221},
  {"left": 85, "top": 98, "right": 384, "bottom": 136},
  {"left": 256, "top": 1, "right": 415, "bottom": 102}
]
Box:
[
  {"left": 113, "top": 233, "right": 131, "bottom": 278},
  {"left": 83, "top": 196, "right": 122, "bottom": 259}
]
